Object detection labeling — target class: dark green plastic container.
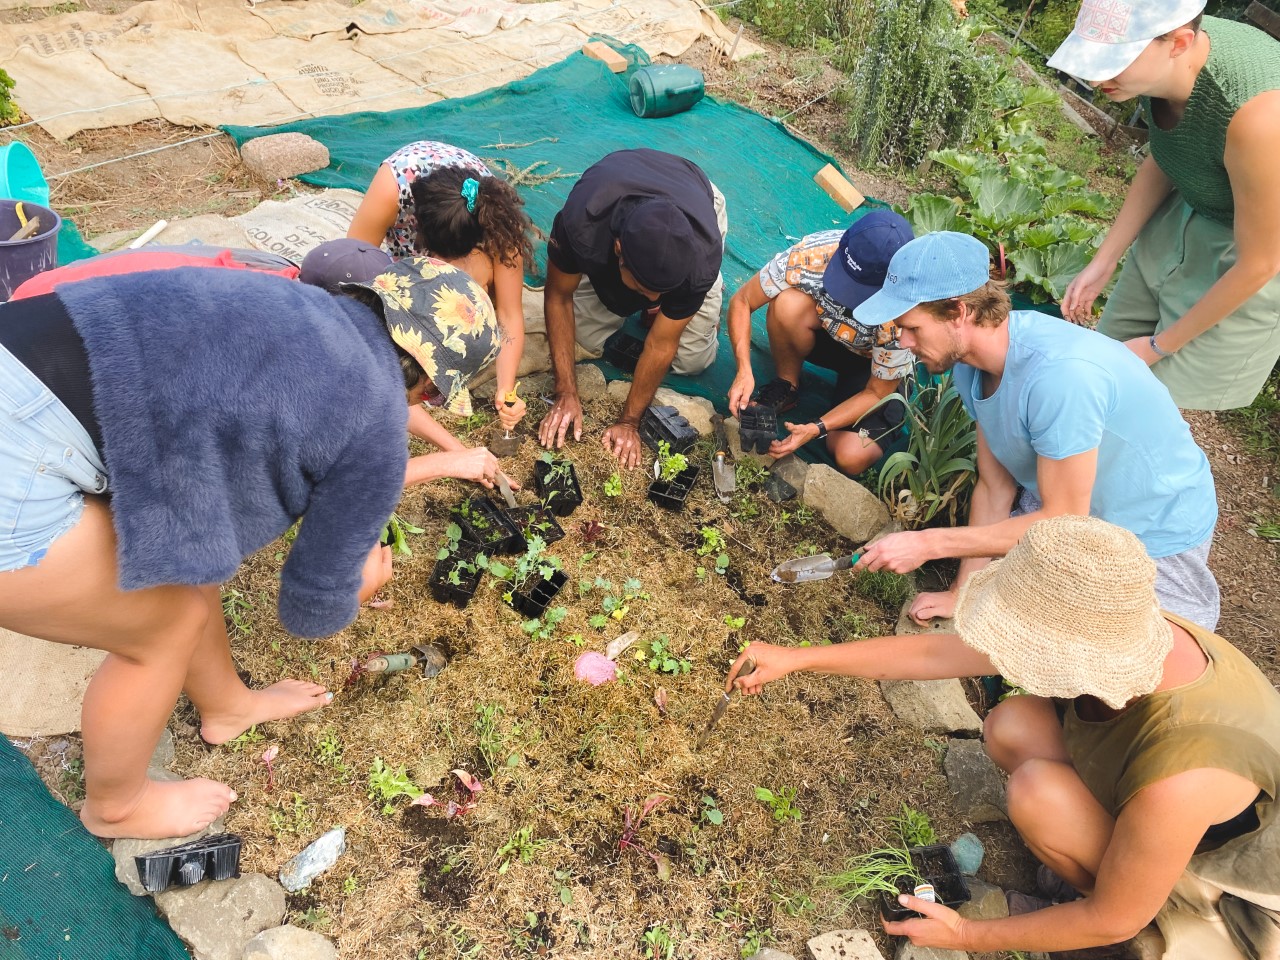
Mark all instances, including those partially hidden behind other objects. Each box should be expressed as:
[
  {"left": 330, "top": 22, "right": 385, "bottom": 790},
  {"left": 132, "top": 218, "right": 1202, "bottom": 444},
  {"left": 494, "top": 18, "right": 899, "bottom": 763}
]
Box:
[{"left": 628, "top": 64, "right": 706, "bottom": 119}]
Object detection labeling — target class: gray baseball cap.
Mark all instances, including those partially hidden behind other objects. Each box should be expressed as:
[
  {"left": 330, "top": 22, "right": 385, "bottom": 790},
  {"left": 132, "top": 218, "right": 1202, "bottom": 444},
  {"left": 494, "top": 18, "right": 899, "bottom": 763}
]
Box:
[{"left": 299, "top": 238, "right": 393, "bottom": 292}]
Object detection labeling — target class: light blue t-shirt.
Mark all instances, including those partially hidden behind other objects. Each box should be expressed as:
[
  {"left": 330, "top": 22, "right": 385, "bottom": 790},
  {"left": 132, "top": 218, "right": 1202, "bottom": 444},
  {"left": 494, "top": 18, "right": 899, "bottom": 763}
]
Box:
[{"left": 952, "top": 311, "right": 1217, "bottom": 558}]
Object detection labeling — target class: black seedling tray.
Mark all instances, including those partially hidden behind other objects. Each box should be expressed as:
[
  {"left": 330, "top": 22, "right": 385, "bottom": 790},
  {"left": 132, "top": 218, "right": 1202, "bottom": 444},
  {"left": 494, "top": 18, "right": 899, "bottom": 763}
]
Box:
[
  {"left": 738, "top": 404, "right": 778, "bottom": 455},
  {"left": 602, "top": 330, "right": 646, "bottom": 373},
  {"left": 511, "top": 569, "right": 569, "bottom": 618},
  {"left": 135, "top": 833, "right": 243, "bottom": 894},
  {"left": 640, "top": 405, "right": 698, "bottom": 454},
  {"left": 451, "top": 496, "right": 524, "bottom": 555},
  {"left": 429, "top": 538, "right": 484, "bottom": 609},
  {"left": 503, "top": 503, "right": 566, "bottom": 547},
  {"left": 533, "top": 459, "right": 584, "bottom": 517},
  {"left": 647, "top": 465, "right": 701, "bottom": 511},
  {"left": 879, "top": 845, "right": 971, "bottom": 922}
]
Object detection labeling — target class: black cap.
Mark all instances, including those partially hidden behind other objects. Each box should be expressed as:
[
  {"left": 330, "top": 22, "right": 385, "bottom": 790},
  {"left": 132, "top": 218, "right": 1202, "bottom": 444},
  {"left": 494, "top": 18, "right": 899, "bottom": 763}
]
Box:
[{"left": 617, "top": 199, "right": 696, "bottom": 294}]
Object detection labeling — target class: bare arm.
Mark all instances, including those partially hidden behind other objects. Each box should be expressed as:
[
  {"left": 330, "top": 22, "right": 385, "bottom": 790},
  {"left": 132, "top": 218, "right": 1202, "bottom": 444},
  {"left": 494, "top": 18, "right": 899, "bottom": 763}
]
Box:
[
  {"left": 538, "top": 262, "right": 585, "bottom": 449},
  {"left": 404, "top": 404, "right": 502, "bottom": 489},
  {"left": 617, "top": 313, "right": 685, "bottom": 426},
  {"left": 771, "top": 375, "right": 899, "bottom": 458},
  {"left": 726, "top": 275, "right": 770, "bottom": 415},
  {"left": 491, "top": 255, "right": 527, "bottom": 426},
  {"left": 346, "top": 164, "right": 400, "bottom": 247},
  {"left": 1151, "top": 92, "right": 1280, "bottom": 355},
  {"left": 727, "top": 634, "right": 998, "bottom": 694}
]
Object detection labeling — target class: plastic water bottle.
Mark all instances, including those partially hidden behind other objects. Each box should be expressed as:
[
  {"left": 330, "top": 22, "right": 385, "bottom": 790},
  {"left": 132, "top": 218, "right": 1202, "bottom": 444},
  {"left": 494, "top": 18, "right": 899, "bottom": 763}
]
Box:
[{"left": 279, "top": 827, "right": 346, "bottom": 892}]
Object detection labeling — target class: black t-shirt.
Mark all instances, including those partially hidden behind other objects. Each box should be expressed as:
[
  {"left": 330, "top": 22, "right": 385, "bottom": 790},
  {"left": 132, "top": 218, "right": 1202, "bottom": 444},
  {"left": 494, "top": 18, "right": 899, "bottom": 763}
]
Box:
[{"left": 547, "top": 149, "right": 721, "bottom": 321}]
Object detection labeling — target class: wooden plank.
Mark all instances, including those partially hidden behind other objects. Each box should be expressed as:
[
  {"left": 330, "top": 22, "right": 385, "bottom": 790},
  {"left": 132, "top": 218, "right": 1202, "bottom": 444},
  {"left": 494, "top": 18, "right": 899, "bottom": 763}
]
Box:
[
  {"left": 1247, "top": 2, "right": 1280, "bottom": 42},
  {"left": 582, "top": 41, "right": 627, "bottom": 73},
  {"left": 813, "top": 164, "right": 864, "bottom": 213}
]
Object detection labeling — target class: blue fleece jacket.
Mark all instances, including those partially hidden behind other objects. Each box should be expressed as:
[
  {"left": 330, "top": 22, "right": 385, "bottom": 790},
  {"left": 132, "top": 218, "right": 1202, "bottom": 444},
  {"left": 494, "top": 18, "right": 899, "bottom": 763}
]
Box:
[{"left": 57, "top": 267, "right": 408, "bottom": 638}]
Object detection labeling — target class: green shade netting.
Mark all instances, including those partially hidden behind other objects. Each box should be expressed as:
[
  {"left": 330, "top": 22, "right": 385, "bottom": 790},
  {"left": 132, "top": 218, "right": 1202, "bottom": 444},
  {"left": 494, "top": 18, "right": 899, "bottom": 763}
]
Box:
[
  {"left": 57, "top": 219, "right": 97, "bottom": 267},
  {"left": 225, "top": 47, "right": 890, "bottom": 433},
  {"left": 0, "top": 736, "right": 189, "bottom": 959}
]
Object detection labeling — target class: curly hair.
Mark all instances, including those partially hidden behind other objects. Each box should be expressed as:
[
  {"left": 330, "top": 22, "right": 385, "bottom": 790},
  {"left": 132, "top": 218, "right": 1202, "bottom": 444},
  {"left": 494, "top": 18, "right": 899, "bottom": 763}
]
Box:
[{"left": 410, "top": 165, "right": 534, "bottom": 268}]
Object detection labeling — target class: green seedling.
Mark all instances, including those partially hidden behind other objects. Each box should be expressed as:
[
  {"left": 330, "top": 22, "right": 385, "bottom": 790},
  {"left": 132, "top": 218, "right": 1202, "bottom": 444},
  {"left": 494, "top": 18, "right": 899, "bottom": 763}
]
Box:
[
  {"left": 697, "top": 525, "right": 727, "bottom": 557},
  {"left": 486, "top": 535, "right": 561, "bottom": 605},
  {"left": 655, "top": 440, "right": 689, "bottom": 483},
  {"left": 724, "top": 614, "right": 745, "bottom": 630},
  {"left": 475, "top": 702, "right": 519, "bottom": 774},
  {"left": 603, "top": 471, "right": 623, "bottom": 498},
  {"left": 823, "top": 843, "right": 922, "bottom": 901},
  {"left": 639, "top": 636, "right": 692, "bottom": 675},
  {"left": 700, "top": 795, "right": 724, "bottom": 826},
  {"left": 367, "top": 757, "right": 422, "bottom": 815},
  {"left": 522, "top": 605, "right": 567, "bottom": 641},
  {"left": 495, "top": 826, "right": 547, "bottom": 874},
  {"left": 855, "top": 567, "right": 914, "bottom": 609},
  {"left": 229, "top": 725, "right": 265, "bottom": 748},
  {"left": 221, "top": 588, "right": 254, "bottom": 635},
  {"left": 269, "top": 792, "right": 316, "bottom": 837},
  {"left": 734, "top": 458, "right": 769, "bottom": 487},
  {"left": 381, "top": 512, "right": 425, "bottom": 557},
  {"left": 891, "top": 803, "right": 937, "bottom": 847},
  {"left": 642, "top": 923, "right": 675, "bottom": 960},
  {"left": 436, "top": 522, "right": 486, "bottom": 585},
  {"left": 714, "top": 552, "right": 730, "bottom": 576},
  {"left": 754, "top": 785, "right": 802, "bottom": 823}
]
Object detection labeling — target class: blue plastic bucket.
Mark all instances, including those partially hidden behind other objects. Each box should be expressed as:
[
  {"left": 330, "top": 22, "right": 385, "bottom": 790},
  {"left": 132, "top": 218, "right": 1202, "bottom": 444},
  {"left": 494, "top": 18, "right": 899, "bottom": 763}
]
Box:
[
  {"left": 0, "top": 142, "right": 50, "bottom": 206},
  {"left": 0, "top": 199, "right": 62, "bottom": 301}
]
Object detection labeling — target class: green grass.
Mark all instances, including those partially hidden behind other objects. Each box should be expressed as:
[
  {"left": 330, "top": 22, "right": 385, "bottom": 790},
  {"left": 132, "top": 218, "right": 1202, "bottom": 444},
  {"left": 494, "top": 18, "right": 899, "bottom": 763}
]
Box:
[{"left": 1222, "top": 369, "right": 1280, "bottom": 468}]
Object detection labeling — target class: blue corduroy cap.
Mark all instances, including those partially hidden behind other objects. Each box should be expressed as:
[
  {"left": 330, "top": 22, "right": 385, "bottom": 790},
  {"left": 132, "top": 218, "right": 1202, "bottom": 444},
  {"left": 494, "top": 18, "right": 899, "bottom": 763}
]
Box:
[{"left": 853, "top": 232, "right": 991, "bottom": 327}]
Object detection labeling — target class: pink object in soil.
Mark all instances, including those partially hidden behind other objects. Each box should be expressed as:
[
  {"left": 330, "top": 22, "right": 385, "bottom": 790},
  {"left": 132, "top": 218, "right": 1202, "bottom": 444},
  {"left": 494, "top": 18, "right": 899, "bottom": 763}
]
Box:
[{"left": 574, "top": 651, "right": 618, "bottom": 685}]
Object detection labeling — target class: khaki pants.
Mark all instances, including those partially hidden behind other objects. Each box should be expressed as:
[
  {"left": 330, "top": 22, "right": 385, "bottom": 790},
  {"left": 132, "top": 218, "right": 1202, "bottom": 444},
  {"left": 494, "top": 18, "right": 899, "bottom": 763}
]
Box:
[
  {"left": 1099, "top": 192, "right": 1280, "bottom": 412},
  {"left": 1147, "top": 870, "right": 1280, "bottom": 960},
  {"left": 574, "top": 182, "right": 727, "bottom": 376}
]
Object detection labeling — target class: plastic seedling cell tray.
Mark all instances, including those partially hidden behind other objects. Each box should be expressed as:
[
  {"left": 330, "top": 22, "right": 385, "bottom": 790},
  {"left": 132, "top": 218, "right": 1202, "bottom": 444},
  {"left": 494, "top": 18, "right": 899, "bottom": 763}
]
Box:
[
  {"left": 503, "top": 503, "right": 566, "bottom": 547},
  {"left": 738, "top": 404, "right": 778, "bottom": 455},
  {"left": 429, "top": 538, "right": 484, "bottom": 609},
  {"left": 533, "top": 459, "right": 584, "bottom": 517},
  {"left": 878, "top": 845, "right": 971, "bottom": 922},
  {"left": 640, "top": 405, "right": 698, "bottom": 454},
  {"left": 451, "top": 496, "right": 524, "bottom": 555},
  {"left": 647, "top": 464, "right": 701, "bottom": 511},
  {"left": 135, "top": 833, "right": 243, "bottom": 894},
  {"left": 602, "top": 329, "right": 646, "bottom": 373},
  {"left": 511, "top": 569, "right": 569, "bottom": 618}
]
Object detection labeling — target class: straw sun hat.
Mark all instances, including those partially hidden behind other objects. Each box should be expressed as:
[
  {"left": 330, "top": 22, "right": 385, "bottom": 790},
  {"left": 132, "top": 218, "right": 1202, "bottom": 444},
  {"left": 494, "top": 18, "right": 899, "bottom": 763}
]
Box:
[{"left": 954, "top": 515, "right": 1173, "bottom": 709}]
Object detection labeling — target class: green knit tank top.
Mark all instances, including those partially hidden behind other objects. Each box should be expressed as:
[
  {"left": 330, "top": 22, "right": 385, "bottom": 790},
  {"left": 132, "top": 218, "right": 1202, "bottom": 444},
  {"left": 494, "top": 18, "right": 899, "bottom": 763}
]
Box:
[{"left": 1143, "top": 17, "right": 1280, "bottom": 227}]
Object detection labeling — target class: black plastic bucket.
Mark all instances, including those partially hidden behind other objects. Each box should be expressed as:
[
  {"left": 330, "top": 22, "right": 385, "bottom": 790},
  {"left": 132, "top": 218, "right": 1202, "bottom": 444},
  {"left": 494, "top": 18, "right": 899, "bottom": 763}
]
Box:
[{"left": 0, "top": 200, "right": 61, "bottom": 301}]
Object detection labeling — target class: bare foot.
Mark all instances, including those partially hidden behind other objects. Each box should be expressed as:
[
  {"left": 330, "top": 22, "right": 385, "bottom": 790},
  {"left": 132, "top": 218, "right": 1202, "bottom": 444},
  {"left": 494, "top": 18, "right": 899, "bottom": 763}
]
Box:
[
  {"left": 199, "top": 679, "right": 333, "bottom": 745},
  {"left": 81, "top": 777, "right": 236, "bottom": 840}
]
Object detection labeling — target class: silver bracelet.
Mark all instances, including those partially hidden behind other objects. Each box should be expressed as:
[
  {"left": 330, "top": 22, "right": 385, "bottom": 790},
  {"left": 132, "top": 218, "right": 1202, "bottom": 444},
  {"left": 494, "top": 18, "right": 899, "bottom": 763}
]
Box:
[{"left": 1149, "top": 334, "right": 1174, "bottom": 358}]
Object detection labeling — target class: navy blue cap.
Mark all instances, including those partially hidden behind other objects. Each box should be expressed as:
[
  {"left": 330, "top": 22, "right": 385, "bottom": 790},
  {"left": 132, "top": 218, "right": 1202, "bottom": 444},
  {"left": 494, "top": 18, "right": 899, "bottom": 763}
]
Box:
[
  {"left": 821, "top": 210, "right": 915, "bottom": 313},
  {"left": 618, "top": 199, "right": 696, "bottom": 294}
]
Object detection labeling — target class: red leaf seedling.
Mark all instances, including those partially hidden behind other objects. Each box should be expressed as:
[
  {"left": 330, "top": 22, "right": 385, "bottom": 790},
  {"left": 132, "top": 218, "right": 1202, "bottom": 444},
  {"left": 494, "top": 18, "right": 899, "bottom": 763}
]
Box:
[
  {"left": 619, "top": 794, "right": 671, "bottom": 876},
  {"left": 261, "top": 745, "right": 279, "bottom": 792}
]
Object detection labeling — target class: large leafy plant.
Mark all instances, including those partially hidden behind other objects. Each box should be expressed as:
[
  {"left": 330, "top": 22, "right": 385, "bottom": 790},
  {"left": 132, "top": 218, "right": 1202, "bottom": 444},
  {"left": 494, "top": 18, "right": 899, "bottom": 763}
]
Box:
[{"left": 878, "top": 372, "right": 977, "bottom": 529}]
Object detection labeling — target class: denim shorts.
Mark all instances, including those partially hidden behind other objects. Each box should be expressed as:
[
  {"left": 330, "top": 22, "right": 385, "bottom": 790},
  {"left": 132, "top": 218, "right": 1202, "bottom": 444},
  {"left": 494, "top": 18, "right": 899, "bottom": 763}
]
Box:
[{"left": 0, "top": 344, "right": 108, "bottom": 572}]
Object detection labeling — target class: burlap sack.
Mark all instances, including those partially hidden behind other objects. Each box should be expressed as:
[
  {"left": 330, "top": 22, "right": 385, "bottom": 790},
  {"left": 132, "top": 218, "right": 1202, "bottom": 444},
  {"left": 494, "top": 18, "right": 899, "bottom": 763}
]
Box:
[{"left": 0, "top": 629, "right": 103, "bottom": 738}]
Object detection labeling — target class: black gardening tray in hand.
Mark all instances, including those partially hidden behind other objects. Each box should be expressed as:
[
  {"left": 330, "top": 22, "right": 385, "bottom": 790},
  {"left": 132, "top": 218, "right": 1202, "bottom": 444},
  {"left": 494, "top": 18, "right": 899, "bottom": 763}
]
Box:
[
  {"left": 647, "top": 464, "right": 701, "bottom": 511},
  {"left": 640, "top": 405, "right": 699, "bottom": 454},
  {"left": 451, "top": 496, "right": 524, "bottom": 555},
  {"left": 737, "top": 404, "right": 778, "bottom": 455},
  {"left": 429, "top": 537, "right": 485, "bottom": 609},
  {"left": 533, "top": 458, "right": 584, "bottom": 517},
  {"left": 135, "top": 833, "right": 243, "bottom": 893},
  {"left": 879, "top": 845, "right": 971, "bottom": 922},
  {"left": 503, "top": 503, "right": 566, "bottom": 547},
  {"left": 511, "top": 569, "right": 569, "bottom": 618}
]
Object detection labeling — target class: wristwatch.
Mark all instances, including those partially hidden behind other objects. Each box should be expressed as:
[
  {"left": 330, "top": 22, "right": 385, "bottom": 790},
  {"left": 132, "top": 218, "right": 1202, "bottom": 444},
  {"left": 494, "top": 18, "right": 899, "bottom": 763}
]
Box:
[{"left": 814, "top": 419, "right": 828, "bottom": 440}]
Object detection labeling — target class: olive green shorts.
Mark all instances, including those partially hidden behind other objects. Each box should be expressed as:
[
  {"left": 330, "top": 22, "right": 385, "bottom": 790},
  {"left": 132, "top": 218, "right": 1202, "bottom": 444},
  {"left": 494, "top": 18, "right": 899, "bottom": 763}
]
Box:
[{"left": 1099, "top": 193, "right": 1280, "bottom": 411}]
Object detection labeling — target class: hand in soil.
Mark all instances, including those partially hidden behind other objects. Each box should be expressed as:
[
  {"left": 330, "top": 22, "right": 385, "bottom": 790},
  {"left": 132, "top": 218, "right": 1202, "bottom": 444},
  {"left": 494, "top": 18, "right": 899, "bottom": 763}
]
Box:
[
  {"left": 358, "top": 543, "right": 394, "bottom": 603},
  {"left": 909, "top": 589, "right": 958, "bottom": 624},
  {"left": 881, "top": 894, "right": 971, "bottom": 949},
  {"left": 538, "top": 393, "right": 583, "bottom": 449},
  {"left": 449, "top": 446, "right": 503, "bottom": 488},
  {"left": 80, "top": 777, "right": 237, "bottom": 840},
  {"left": 601, "top": 421, "right": 643, "bottom": 469}
]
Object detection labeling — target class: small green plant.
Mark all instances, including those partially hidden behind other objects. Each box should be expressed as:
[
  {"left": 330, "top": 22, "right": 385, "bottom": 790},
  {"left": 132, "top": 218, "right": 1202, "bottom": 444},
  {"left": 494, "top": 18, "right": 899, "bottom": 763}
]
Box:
[
  {"left": 495, "top": 826, "right": 547, "bottom": 873},
  {"left": 381, "top": 512, "right": 426, "bottom": 557},
  {"left": 824, "top": 843, "right": 921, "bottom": 901},
  {"left": 229, "top": 725, "right": 265, "bottom": 748},
  {"left": 642, "top": 923, "right": 675, "bottom": 960},
  {"left": 724, "top": 614, "right": 745, "bottom": 630},
  {"left": 270, "top": 792, "right": 316, "bottom": 836},
  {"left": 522, "top": 605, "right": 567, "bottom": 641},
  {"left": 314, "top": 729, "right": 346, "bottom": 776},
  {"left": 700, "top": 795, "right": 724, "bottom": 826},
  {"left": 367, "top": 757, "right": 422, "bottom": 814},
  {"left": 0, "top": 67, "right": 21, "bottom": 127},
  {"left": 655, "top": 440, "right": 689, "bottom": 483},
  {"left": 295, "top": 905, "right": 331, "bottom": 931},
  {"left": 58, "top": 757, "right": 85, "bottom": 805},
  {"left": 855, "top": 568, "right": 914, "bottom": 609},
  {"left": 538, "top": 451, "right": 576, "bottom": 485},
  {"left": 754, "top": 785, "right": 802, "bottom": 823},
  {"left": 1252, "top": 515, "right": 1280, "bottom": 542},
  {"left": 734, "top": 458, "right": 769, "bottom": 488},
  {"left": 697, "top": 525, "right": 727, "bottom": 557},
  {"left": 891, "top": 803, "right": 937, "bottom": 847},
  {"left": 221, "top": 588, "right": 254, "bottom": 635},
  {"left": 342, "top": 873, "right": 359, "bottom": 895},
  {"left": 640, "top": 636, "right": 692, "bottom": 675},
  {"left": 435, "top": 522, "right": 486, "bottom": 585},
  {"left": 475, "top": 702, "right": 519, "bottom": 773},
  {"left": 585, "top": 576, "right": 647, "bottom": 628},
  {"left": 603, "top": 471, "right": 623, "bottom": 498},
  {"left": 485, "top": 536, "right": 561, "bottom": 605},
  {"left": 714, "top": 552, "right": 731, "bottom": 576}
]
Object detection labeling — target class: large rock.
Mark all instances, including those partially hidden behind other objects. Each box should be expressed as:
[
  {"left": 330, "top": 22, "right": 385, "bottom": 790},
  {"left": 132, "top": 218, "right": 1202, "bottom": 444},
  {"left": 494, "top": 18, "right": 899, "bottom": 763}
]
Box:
[
  {"left": 575, "top": 363, "right": 608, "bottom": 401},
  {"left": 807, "top": 929, "right": 884, "bottom": 960},
  {"left": 771, "top": 453, "right": 810, "bottom": 492},
  {"left": 801, "top": 464, "right": 889, "bottom": 544},
  {"left": 606, "top": 383, "right": 715, "bottom": 436},
  {"left": 240, "top": 133, "right": 330, "bottom": 182},
  {"left": 943, "top": 739, "right": 1008, "bottom": 823},
  {"left": 242, "top": 925, "right": 338, "bottom": 960},
  {"left": 156, "top": 872, "right": 286, "bottom": 960},
  {"left": 957, "top": 879, "right": 1008, "bottom": 921},
  {"left": 879, "top": 680, "right": 982, "bottom": 736},
  {"left": 113, "top": 819, "right": 226, "bottom": 897},
  {"left": 895, "top": 944, "right": 968, "bottom": 960}
]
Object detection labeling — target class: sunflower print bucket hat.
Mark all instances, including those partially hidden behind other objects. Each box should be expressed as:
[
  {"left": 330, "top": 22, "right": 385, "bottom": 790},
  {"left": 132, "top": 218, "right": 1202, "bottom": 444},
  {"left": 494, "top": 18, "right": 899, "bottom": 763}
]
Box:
[{"left": 343, "top": 257, "right": 499, "bottom": 416}]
